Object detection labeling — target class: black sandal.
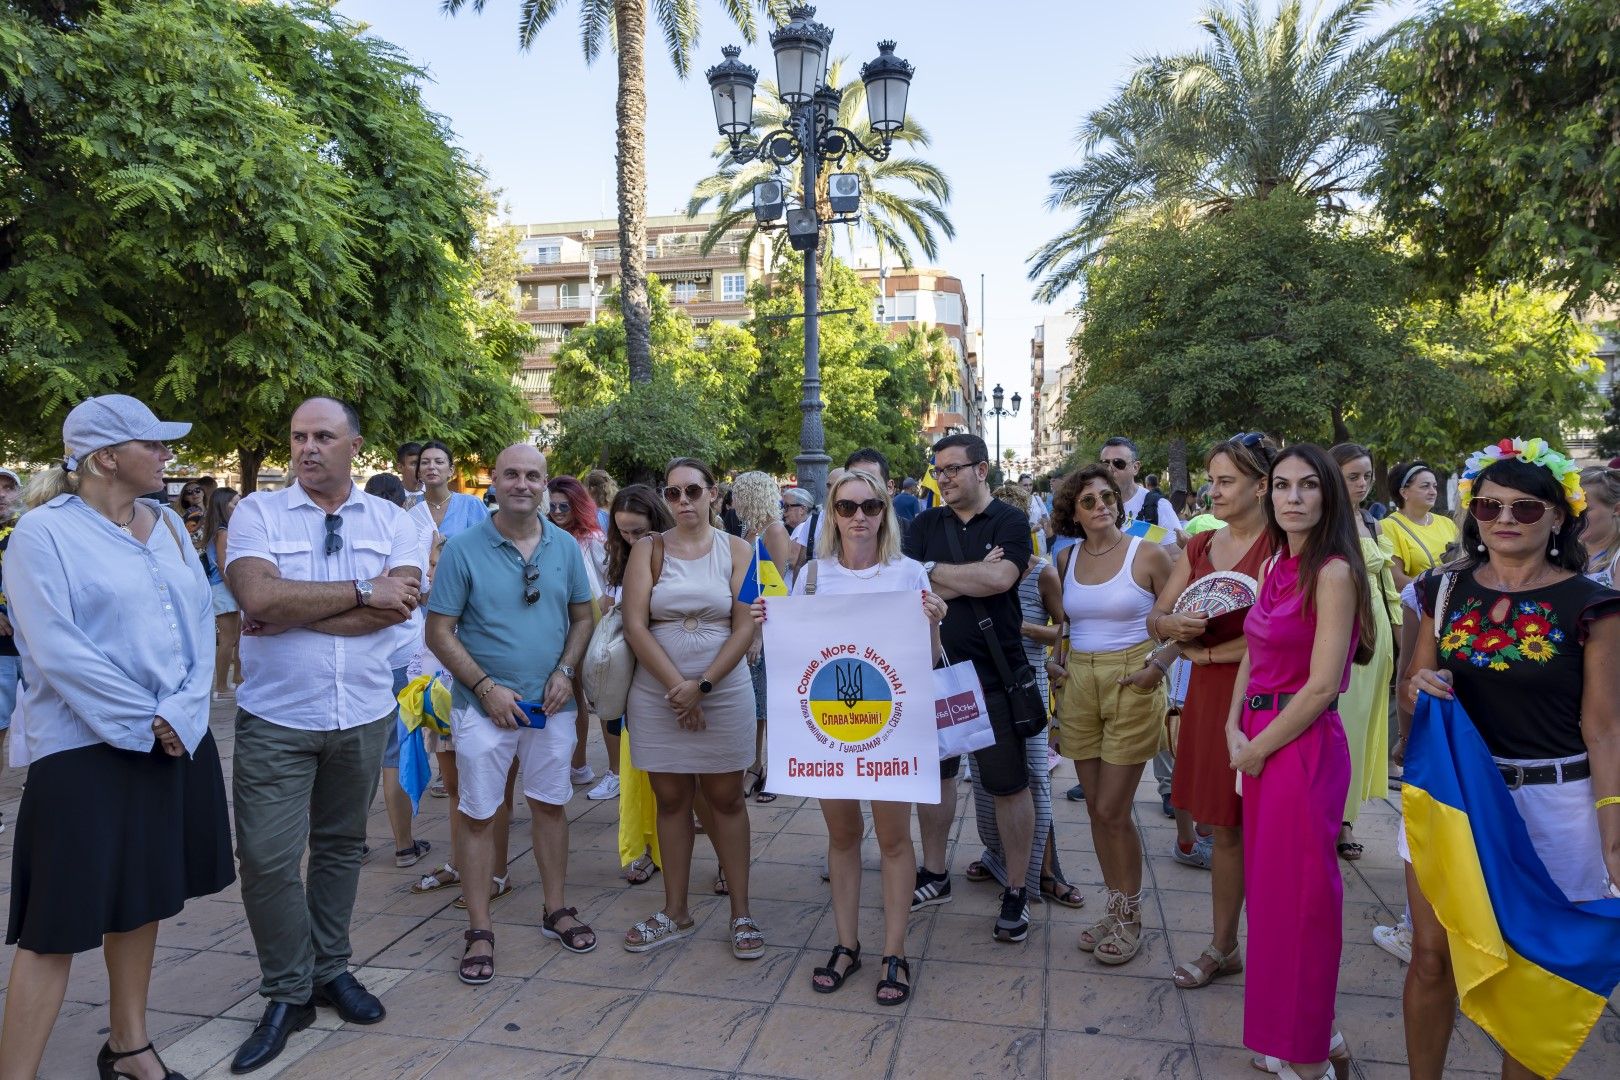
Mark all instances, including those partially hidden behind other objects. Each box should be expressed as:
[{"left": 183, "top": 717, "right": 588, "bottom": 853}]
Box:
[
  {"left": 876, "top": 954, "right": 911, "bottom": 1006},
  {"left": 542, "top": 906, "right": 598, "bottom": 954},
  {"left": 97, "top": 1040, "right": 182, "bottom": 1080},
  {"left": 458, "top": 928, "right": 495, "bottom": 985},
  {"left": 751, "top": 770, "right": 777, "bottom": 803},
  {"left": 811, "top": 942, "right": 862, "bottom": 993}
]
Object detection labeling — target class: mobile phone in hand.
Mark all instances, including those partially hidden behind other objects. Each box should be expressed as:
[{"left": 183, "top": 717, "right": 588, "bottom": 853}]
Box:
[{"left": 514, "top": 700, "right": 548, "bottom": 728}]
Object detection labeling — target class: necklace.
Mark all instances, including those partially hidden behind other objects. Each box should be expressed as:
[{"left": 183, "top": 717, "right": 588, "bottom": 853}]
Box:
[
  {"left": 839, "top": 558, "right": 883, "bottom": 579},
  {"left": 1478, "top": 562, "right": 1561, "bottom": 593},
  {"left": 427, "top": 492, "right": 451, "bottom": 512},
  {"left": 102, "top": 505, "right": 138, "bottom": 534},
  {"left": 1081, "top": 534, "right": 1125, "bottom": 558}
]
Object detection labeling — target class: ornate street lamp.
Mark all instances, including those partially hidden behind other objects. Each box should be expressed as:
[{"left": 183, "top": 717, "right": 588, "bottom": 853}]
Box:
[
  {"left": 704, "top": 5, "right": 915, "bottom": 503},
  {"left": 978, "top": 383, "right": 1021, "bottom": 484}
]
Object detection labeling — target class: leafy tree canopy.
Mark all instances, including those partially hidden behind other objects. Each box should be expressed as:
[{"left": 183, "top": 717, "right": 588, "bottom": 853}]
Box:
[
  {"left": 0, "top": 0, "right": 530, "bottom": 480},
  {"left": 1374, "top": 0, "right": 1620, "bottom": 305}
]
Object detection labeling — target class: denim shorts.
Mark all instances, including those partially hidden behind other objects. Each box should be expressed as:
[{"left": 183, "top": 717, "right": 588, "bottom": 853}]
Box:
[
  {"left": 0, "top": 654, "right": 19, "bottom": 732},
  {"left": 382, "top": 666, "right": 407, "bottom": 769}
]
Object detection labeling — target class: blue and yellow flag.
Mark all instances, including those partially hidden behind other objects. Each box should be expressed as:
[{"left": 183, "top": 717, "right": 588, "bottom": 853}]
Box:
[
  {"left": 1123, "top": 517, "right": 1169, "bottom": 544},
  {"left": 919, "top": 455, "right": 943, "bottom": 509},
  {"left": 1404, "top": 694, "right": 1620, "bottom": 1078},
  {"left": 737, "top": 536, "right": 788, "bottom": 604}
]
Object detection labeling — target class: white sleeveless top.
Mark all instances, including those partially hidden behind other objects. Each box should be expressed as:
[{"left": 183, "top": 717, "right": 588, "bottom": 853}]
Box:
[{"left": 1063, "top": 535, "right": 1156, "bottom": 653}]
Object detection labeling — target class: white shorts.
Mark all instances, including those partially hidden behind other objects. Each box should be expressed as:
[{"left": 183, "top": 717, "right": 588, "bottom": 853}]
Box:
[
  {"left": 1400, "top": 752, "right": 1608, "bottom": 902},
  {"left": 451, "top": 703, "right": 578, "bottom": 819}
]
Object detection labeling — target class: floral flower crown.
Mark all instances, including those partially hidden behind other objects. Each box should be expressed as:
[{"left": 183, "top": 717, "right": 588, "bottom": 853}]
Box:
[{"left": 1457, "top": 437, "right": 1586, "bottom": 517}]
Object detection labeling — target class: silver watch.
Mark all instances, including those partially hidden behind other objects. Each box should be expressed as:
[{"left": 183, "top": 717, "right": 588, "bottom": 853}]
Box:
[
  {"left": 354, "top": 578, "right": 374, "bottom": 607},
  {"left": 922, "top": 561, "right": 937, "bottom": 576},
  {"left": 555, "top": 664, "right": 576, "bottom": 679}
]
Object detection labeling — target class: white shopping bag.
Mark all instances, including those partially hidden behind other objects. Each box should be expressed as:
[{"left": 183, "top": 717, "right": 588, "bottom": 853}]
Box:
[{"left": 933, "top": 661, "right": 996, "bottom": 759}]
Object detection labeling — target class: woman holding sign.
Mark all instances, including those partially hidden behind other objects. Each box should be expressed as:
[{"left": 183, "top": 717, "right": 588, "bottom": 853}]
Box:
[{"left": 754, "top": 470, "right": 946, "bottom": 1005}]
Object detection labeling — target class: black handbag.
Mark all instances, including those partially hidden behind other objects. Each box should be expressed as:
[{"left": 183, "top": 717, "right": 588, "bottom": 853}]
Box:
[{"left": 941, "top": 524, "right": 1047, "bottom": 739}]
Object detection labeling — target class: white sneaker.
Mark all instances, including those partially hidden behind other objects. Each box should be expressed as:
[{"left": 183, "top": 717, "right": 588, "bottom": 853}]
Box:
[
  {"left": 1373, "top": 915, "right": 1413, "bottom": 964},
  {"left": 587, "top": 771, "right": 620, "bottom": 800},
  {"left": 570, "top": 765, "right": 596, "bottom": 786}
]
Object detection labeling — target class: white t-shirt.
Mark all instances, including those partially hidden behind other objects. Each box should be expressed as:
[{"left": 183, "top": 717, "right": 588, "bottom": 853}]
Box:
[
  {"left": 1123, "top": 486, "right": 1182, "bottom": 549},
  {"left": 789, "top": 510, "right": 827, "bottom": 560},
  {"left": 790, "top": 555, "right": 930, "bottom": 597}
]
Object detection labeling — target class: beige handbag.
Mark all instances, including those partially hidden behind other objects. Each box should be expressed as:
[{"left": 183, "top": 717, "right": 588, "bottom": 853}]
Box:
[{"left": 582, "top": 535, "right": 662, "bottom": 720}]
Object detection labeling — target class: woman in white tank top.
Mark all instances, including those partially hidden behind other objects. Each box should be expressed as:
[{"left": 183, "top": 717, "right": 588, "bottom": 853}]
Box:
[{"left": 1043, "top": 465, "right": 1176, "bottom": 966}]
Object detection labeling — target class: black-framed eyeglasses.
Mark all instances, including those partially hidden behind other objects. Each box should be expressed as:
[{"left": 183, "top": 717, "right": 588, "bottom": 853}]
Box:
[
  {"left": 324, "top": 513, "right": 343, "bottom": 556},
  {"left": 522, "top": 563, "right": 540, "bottom": 605},
  {"left": 928, "top": 461, "right": 984, "bottom": 482}
]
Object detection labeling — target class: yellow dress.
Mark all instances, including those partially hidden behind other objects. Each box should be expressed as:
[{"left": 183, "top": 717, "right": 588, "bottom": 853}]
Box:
[
  {"left": 1340, "top": 533, "right": 1400, "bottom": 820},
  {"left": 1380, "top": 511, "right": 1458, "bottom": 579}
]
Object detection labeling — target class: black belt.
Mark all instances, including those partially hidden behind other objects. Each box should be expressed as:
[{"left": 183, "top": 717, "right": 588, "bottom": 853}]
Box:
[
  {"left": 1496, "top": 758, "right": 1589, "bottom": 789},
  {"left": 1246, "top": 693, "right": 1337, "bottom": 713}
]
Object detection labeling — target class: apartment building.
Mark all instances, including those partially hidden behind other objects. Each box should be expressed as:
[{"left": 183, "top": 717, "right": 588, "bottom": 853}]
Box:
[
  {"left": 509, "top": 213, "right": 771, "bottom": 428},
  {"left": 1029, "top": 314, "right": 1080, "bottom": 472},
  {"left": 852, "top": 262, "right": 983, "bottom": 439}
]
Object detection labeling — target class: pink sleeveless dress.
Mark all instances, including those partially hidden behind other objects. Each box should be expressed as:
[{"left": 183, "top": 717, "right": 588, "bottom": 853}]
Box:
[{"left": 1239, "top": 553, "right": 1355, "bottom": 1064}]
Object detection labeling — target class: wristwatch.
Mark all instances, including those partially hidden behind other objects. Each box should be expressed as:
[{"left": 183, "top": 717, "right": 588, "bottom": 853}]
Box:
[
  {"left": 354, "top": 578, "right": 373, "bottom": 607},
  {"left": 555, "top": 664, "right": 576, "bottom": 679},
  {"left": 922, "top": 561, "right": 937, "bottom": 576},
  {"left": 699, "top": 678, "right": 714, "bottom": 694}
]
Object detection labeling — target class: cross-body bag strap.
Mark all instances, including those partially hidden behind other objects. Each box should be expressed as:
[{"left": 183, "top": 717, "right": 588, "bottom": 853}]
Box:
[
  {"left": 1432, "top": 570, "right": 1456, "bottom": 642},
  {"left": 805, "top": 560, "right": 818, "bottom": 594},
  {"left": 941, "top": 519, "right": 1023, "bottom": 690},
  {"left": 1391, "top": 514, "right": 1434, "bottom": 569},
  {"left": 649, "top": 533, "right": 665, "bottom": 588},
  {"left": 157, "top": 505, "right": 188, "bottom": 561}
]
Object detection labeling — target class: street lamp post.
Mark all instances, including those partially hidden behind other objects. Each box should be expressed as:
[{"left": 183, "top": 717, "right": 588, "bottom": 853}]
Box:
[
  {"left": 975, "top": 383, "right": 1021, "bottom": 485},
  {"left": 705, "top": 5, "right": 914, "bottom": 504}
]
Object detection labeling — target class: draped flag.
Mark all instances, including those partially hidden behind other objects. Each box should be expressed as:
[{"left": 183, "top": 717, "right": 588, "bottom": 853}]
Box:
[
  {"left": 1123, "top": 517, "right": 1170, "bottom": 544},
  {"left": 919, "top": 456, "right": 944, "bottom": 510},
  {"left": 1403, "top": 693, "right": 1620, "bottom": 1078},
  {"left": 737, "top": 535, "right": 788, "bottom": 604},
  {"left": 396, "top": 673, "right": 453, "bottom": 814}
]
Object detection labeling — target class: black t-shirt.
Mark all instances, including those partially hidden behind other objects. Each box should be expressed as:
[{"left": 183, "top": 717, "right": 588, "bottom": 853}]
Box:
[
  {"left": 904, "top": 497, "right": 1031, "bottom": 690},
  {"left": 1419, "top": 569, "right": 1620, "bottom": 759}
]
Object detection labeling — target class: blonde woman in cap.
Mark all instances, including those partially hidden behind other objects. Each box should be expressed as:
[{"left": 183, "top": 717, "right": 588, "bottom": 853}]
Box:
[{"left": 0, "top": 396, "right": 233, "bottom": 1080}]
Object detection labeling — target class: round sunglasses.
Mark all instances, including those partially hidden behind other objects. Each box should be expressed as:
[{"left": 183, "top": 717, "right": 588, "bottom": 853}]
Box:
[
  {"left": 1078, "top": 490, "right": 1119, "bottom": 511},
  {"left": 663, "top": 483, "right": 706, "bottom": 504}
]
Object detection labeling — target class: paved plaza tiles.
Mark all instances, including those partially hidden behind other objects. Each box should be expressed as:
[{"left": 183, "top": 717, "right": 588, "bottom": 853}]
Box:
[{"left": 2, "top": 697, "right": 1617, "bottom": 1079}]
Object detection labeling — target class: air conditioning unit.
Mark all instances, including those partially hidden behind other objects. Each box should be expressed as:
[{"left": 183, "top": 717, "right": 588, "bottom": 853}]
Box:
[{"left": 827, "top": 172, "right": 860, "bottom": 214}]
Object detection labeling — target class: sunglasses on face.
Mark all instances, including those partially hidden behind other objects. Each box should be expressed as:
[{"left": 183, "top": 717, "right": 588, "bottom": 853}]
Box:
[
  {"left": 549, "top": 501, "right": 570, "bottom": 515},
  {"left": 522, "top": 562, "right": 540, "bottom": 605},
  {"left": 663, "top": 484, "right": 705, "bottom": 504},
  {"left": 833, "top": 498, "right": 886, "bottom": 518},
  {"left": 324, "top": 513, "right": 343, "bottom": 556},
  {"left": 1078, "top": 491, "right": 1119, "bottom": 511},
  {"left": 1231, "top": 432, "right": 1266, "bottom": 449},
  {"left": 1469, "top": 497, "right": 1554, "bottom": 526},
  {"left": 929, "top": 461, "right": 984, "bottom": 482},
  {"left": 1100, "top": 458, "right": 1131, "bottom": 471}
]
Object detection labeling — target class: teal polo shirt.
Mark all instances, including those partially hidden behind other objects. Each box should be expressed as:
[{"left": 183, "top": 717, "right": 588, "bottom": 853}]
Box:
[{"left": 427, "top": 515, "right": 592, "bottom": 712}]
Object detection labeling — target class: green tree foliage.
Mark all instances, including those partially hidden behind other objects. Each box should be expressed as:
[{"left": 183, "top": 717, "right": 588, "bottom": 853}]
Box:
[
  {"left": 1067, "top": 193, "right": 1407, "bottom": 452},
  {"left": 1375, "top": 0, "right": 1620, "bottom": 304},
  {"left": 0, "top": 0, "right": 530, "bottom": 481},
  {"left": 1029, "top": 0, "right": 1394, "bottom": 302}
]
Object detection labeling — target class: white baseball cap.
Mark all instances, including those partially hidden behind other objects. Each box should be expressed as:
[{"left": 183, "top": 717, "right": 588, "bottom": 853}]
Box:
[{"left": 62, "top": 395, "right": 191, "bottom": 471}]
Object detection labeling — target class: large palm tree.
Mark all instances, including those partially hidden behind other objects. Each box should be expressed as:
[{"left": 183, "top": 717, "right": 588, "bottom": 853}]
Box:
[
  {"left": 685, "top": 59, "right": 953, "bottom": 268},
  {"left": 1027, "top": 0, "right": 1394, "bottom": 303},
  {"left": 443, "top": 0, "right": 789, "bottom": 383}
]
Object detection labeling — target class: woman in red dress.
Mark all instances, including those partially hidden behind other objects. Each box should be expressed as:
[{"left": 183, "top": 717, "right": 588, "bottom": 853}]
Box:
[{"left": 1149, "top": 434, "right": 1278, "bottom": 989}]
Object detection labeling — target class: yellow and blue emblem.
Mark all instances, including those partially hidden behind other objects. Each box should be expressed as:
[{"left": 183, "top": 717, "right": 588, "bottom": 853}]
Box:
[{"left": 807, "top": 659, "right": 894, "bottom": 743}]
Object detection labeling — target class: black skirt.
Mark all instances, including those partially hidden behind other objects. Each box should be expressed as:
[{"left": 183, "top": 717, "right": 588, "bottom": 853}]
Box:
[{"left": 6, "top": 732, "right": 236, "bottom": 954}]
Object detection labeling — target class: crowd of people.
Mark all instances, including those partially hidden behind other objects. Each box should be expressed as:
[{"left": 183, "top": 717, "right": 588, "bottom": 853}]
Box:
[{"left": 0, "top": 394, "right": 1616, "bottom": 1080}]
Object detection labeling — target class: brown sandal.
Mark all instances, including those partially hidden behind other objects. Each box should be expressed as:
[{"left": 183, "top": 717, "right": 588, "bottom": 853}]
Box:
[
  {"left": 458, "top": 928, "right": 495, "bottom": 985},
  {"left": 542, "top": 906, "right": 597, "bottom": 954}
]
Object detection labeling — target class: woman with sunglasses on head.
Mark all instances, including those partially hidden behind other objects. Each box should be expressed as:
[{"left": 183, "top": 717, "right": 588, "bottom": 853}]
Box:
[
  {"left": 1046, "top": 464, "right": 1175, "bottom": 964},
  {"left": 621, "top": 458, "right": 763, "bottom": 959},
  {"left": 547, "top": 476, "right": 612, "bottom": 793},
  {"left": 1328, "top": 445, "right": 1401, "bottom": 863},
  {"left": 1153, "top": 434, "right": 1280, "bottom": 990},
  {"left": 1402, "top": 440, "right": 1620, "bottom": 1080},
  {"left": 1578, "top": 467, "right": 1620, "bottom": 586},
  {"left": 1381, "top": 461, "right": 1457, "bottom": 591},
  {"left": 172, "top": 481, "right": 206, "bottom": 549},
  {"left": 729, "top": 471, "right": 800, "bottom": 805},
  {"left": 752, "top": 470, "right": 945, "bottom": 1003},
  {"left": 1227, "top": 444, "right": 1374, "bottom": 1080}
]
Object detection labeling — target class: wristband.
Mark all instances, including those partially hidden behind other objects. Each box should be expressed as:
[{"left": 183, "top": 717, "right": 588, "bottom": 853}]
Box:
[
  {"left": 1597, "top": 796, "right": 1620, "bottom": 810},
  {"left": 1150, "top": 658, "right": 1170, "bottom": 676},
  {"left": 472, "top": 675, "right": 493, "bottom": 696}
]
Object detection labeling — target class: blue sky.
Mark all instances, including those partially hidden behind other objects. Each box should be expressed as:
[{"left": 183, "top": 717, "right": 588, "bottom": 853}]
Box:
[{"left": 337, "top": 0, "right": 1410, "bottom": 455}]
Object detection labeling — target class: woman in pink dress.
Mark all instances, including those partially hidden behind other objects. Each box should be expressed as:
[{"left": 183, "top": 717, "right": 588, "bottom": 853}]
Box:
[{"left": 1226, "top": 444, "right": 1375, "bottom": 1080}]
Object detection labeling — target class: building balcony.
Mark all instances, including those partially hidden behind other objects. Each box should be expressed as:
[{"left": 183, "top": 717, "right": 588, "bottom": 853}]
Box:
[{"left": 517, "top": 239, "right": 752, "bottom": 280}]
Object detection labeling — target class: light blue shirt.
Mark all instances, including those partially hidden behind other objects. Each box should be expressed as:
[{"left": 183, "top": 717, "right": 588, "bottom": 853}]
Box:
[{"left": 4, "top": 496, "right": 214, "bottom": 766}]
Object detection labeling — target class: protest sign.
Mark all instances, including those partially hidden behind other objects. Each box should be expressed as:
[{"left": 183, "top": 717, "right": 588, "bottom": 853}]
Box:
[{"left": 762, "top": 590, "right": 940, "bottom": 803}]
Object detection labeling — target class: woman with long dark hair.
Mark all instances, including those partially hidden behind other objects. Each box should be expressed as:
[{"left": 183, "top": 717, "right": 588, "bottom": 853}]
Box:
[{"left": 1227, "top": 443, "right": 1373, "bottom": 1079}]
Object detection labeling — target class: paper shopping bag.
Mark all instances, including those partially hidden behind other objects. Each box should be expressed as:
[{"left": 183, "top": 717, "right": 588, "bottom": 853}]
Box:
[{"left": 934, "top": 661, "right": 996, "bottom": 759}]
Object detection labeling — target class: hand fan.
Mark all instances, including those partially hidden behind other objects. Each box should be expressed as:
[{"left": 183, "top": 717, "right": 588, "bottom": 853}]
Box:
[{"left": 1172, "top": 570, "right": 1259, "bottom": 618}]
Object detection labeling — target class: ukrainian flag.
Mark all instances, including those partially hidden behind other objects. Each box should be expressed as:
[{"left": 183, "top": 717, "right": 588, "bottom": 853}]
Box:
[
  {"left": 1403, "top": 693, "right": 1620, "bottom": 1078},
  {"left": 737, "top": 536, "right": 788, "bottom": 604},
  {"left": 1123, "top": 517, "right": 1169, "bottom": 544},
  {"left": 920, "top": 455, "right": 943, "bottom": 509}
]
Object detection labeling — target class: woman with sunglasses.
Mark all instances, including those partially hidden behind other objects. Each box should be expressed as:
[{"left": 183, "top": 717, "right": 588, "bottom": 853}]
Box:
[
  {"left": 1579, "top": 467, "right": 1620, "bottom": 586},
  {"left": 1381, "top": 461, "right": 1457, "bottom": 591},
  {"left": 729, "top": 471, "right": 800, "bottom": 805},
  {"left": 1403, "top": 440, "right": 1620, "bottom": 1078},
  {"left": 1046, "top": 464, "right": 1175, "bottom": 964},
  {"left": 1154, "top": 435, "right": 1279, "bottom": 990},
  {"left": 621, "top": 458, "right": 763, "bottom": 959},
  {"left": 753, "top": 470, "right": 945, "bottom": 1003},
  {"left": 547, "top": 476, "right": 612, "bottom": 794}
]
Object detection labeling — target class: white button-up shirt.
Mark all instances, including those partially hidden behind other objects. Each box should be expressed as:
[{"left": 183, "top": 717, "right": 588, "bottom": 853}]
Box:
[
  {"left": 228, "top": 482, "right": 421, "bottom": 731},
  {"left": 4, "top": 496, "right": 214, "bottom": 767}
]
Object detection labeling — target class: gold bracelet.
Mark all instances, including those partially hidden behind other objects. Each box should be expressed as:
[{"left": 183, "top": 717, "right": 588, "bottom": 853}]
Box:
[{"left": 1597, "top": 796, "right": 1620, "bottom": 810}]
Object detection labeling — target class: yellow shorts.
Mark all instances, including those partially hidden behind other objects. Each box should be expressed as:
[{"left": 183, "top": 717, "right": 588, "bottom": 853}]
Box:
[{"left": 1055, "top": 639, "right": 1167, "bottom": 766}]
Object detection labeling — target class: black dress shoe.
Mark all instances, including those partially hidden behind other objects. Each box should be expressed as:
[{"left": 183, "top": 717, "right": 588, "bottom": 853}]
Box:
[
  {"left": 312, "top": 971, "right": 386, "bottom": 1025},
  {"left": 230, "top": 1001, "right": 315, "bottom": 1075}
]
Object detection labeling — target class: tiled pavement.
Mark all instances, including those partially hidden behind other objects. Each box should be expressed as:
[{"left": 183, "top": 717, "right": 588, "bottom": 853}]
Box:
[{"left": 2, "top": 698, "right": 1618, "bottom": 1079}]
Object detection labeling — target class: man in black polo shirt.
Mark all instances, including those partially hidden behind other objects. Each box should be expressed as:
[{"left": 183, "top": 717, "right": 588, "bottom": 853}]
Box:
[{"left": 903, "top": 433, "right": 1036, "bottom": 942}]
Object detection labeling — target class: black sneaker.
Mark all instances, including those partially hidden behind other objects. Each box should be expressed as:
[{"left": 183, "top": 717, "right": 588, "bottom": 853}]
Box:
[
  {"left": 994, "top": 887, "right": 1030, "bottom": 943},
  {"left": 1065, "top": 783, "right": 1085, "bottom": 801},
  {"left": 910, "top": 868, "right": 952, "bottom": 911}
]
